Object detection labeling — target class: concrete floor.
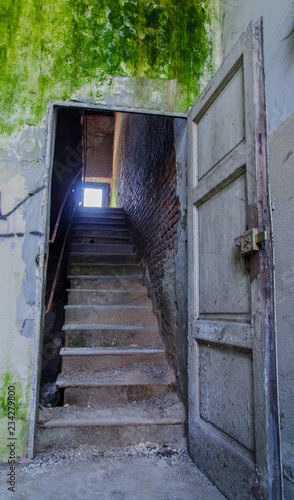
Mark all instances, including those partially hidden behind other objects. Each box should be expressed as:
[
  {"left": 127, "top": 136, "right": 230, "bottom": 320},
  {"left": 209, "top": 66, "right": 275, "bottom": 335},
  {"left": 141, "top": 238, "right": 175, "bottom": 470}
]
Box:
[{"left": 0, "top": 443, "right": 226, "bottom": 500}]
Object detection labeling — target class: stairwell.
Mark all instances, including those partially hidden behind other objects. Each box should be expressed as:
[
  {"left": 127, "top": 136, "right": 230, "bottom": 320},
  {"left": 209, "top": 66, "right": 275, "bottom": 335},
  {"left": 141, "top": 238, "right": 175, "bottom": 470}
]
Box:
[{"left": 38, "top": 207, "right": 186, "bottom": 451}]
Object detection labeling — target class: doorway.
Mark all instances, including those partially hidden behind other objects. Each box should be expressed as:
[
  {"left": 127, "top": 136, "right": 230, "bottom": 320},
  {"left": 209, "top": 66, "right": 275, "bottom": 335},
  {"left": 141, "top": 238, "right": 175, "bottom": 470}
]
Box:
[{"left": 40, "top": 107, "right": 188, "bottom": 412}]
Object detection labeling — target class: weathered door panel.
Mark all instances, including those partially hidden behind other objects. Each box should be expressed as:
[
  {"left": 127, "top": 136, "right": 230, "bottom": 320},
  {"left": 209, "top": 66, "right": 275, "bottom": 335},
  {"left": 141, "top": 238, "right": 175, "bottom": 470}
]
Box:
[{"left": 187, "top": 20, "right": 281, "bottom": 499}]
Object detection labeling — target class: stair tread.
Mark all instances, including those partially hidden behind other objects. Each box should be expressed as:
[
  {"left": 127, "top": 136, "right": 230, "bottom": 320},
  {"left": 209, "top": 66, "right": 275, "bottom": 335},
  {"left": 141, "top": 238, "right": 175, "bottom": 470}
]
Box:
[
  {"left": 71, "top": 263, "right": 140, "bottom": 267},
  {"left": 60, "top": 347, "right": 165, "bottom": 355},
  {"left": 62, "top": 324, "right": 158, "bottom": 331},
  {"left": 70, "top": 252, "right": 136, "bottom": 256},
  {"left": 66, "top": 288, "right": 146, "bottom": 293},
  {"left": 39, "top": 393, "right": 185, "bottom": 428},
  {"left": 56, "top": 362, "right": 176, "bottom": 386},
  {"left": 67, "top": 274, "right": 143, "bottom": 280},
  {"left": 64, "top": 305, "right": 151, "bottom": 309}
]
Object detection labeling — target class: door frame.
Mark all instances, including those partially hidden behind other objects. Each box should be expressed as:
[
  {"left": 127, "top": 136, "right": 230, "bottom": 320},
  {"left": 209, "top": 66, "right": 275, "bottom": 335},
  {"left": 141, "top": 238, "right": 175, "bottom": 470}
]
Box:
[{"left": 30, "top": 102, "right": 186, "bottom": 457}]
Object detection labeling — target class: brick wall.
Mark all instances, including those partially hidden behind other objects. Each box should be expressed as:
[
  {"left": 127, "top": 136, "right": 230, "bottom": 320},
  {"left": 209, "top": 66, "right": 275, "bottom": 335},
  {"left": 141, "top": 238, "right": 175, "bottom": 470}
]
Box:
[{"left": 115, "top": 113, "right": 188, "bottom": 402}]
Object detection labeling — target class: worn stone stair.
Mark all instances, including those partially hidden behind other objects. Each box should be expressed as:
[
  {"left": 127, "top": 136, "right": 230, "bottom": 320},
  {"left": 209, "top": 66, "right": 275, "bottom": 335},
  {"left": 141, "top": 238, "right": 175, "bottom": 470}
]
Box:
[{"left": 38, "top": 206, "right": 185, "bottom": 451}]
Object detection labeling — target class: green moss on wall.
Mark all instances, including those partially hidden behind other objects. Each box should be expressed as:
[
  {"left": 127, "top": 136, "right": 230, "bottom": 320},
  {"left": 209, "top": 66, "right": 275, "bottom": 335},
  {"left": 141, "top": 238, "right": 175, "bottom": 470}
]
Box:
[
  {"left": 0, "top": 0, "right": 218, "bottom": 136},
  {"left": 0, "top": 371, "right": 30, "bottom": 458}
]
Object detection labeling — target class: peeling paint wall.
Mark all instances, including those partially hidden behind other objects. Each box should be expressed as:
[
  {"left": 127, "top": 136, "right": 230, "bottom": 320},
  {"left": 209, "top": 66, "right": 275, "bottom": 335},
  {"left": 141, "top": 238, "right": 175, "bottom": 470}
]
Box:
[{"left": 0, "top": 124, "right": 49, "bottom": 460}]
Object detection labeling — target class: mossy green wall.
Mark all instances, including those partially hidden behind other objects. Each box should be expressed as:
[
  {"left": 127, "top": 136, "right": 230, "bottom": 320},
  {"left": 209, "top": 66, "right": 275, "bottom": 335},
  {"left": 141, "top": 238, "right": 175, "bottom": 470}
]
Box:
[{"left": 0, "top": 0, "right": 220, "bottom": 136}]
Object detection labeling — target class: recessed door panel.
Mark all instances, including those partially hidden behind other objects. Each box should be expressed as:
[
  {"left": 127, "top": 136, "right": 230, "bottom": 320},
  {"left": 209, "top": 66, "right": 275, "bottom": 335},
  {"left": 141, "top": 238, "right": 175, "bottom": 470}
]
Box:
[
  {"left": 198, "top": 175, "right": 249, "bottom": 316},
  {"left": 199, "top": 343, "right": 254, "bottom": 452},
  {"left": 198, "top": 66, "right": 245, "bottom": 179}
]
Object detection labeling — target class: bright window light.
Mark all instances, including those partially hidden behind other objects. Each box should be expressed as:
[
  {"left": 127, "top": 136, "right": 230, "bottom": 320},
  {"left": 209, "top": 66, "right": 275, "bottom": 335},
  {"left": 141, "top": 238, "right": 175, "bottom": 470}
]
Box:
[{"left": 83, "top": 188, "right": 103, "bottom": 207}]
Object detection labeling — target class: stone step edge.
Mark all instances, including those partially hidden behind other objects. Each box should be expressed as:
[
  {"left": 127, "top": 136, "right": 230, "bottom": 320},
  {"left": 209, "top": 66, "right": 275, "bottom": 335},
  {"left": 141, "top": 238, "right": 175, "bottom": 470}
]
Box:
[
  {"left": 70, "top": 263, "right": 140, "bottom": 267},
  {"left": 60, "top": 347, "right": 165, "bottom": 356},
  {"left": 70, "top": 252, "right": 136, "bottom": 257},
  {"left": 72, "top": 225, "right": 129, "bottom": 231},
  {"left": 71, "top": 235, "right": 130, "bottom": 238},
  {"left": 71, "top": 229, "right": 129, "bottom": 232},
  {"left": 56, "top": 378, "right": 176, "bottom": 389},
  {"left": 66, "top": 288, "right": 147, "bottom": 293},
  {"left": 67, "top": 275, "right": 142, "bottom": 279},
  {"left": 62, "top": 324, "right": 158, "bottom": 331},
  {"left": 64, "top": 305, "right": 151, "bottom": 309},
  {"left": 73, "top": 217, "right": 126, "bottom": 221},
  {"left": 39, "top": 412, "right": 184, "bottom": 428},
  {"left": 39, "top": 418, "right": 184, "bottom": 428}
]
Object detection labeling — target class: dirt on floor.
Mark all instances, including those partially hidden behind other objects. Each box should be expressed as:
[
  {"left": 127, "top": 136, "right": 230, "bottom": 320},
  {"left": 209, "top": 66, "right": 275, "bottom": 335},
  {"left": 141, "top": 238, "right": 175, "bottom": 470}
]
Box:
[{"left": 0, "top": 442, "right": 226, "bottom": 500}]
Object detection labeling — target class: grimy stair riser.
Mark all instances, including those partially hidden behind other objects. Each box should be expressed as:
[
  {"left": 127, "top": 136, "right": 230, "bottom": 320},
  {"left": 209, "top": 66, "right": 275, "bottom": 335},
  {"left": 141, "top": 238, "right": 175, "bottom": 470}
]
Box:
[
  {"left": 61, "top": 351, "right": 166, "bottom": 372},
  {"left": 73, "top": 217, "right": 126, "bottom": 224},
  {"left": 64, "top": 307, "right": 158, "bottom": 327},
  {"left": 67, "top": 290, "right": 149, "bottom": 306},
  {"left": 73, "top": 218, "right": 127, "bottom": 224},
  {"left": 69, "top": 277, "right": 144, "bottom": 290},
  {"left": 73, "top": 223, "right": 127, "bottom": 231},
  {"left": 38, "top": 423, "right": 185, "bottom": 452},
  {"left": 75, "top": 208, "right": 124, "bottom": 215},
  {"left": 70, "top": 264, "right": 140, "bottom": 276},
  {"left": 71, "top": 231, "right": 130, "bottom": 239},
  {"left": 63, "top": 384, "right": 176, "bottom": 405},
  {"left": 74, "top": 211, "right": 125, "bottom": 217},
  {"left": 70, "top": 254, "right": 136, "bottom": 264},
  {"left": 65, "top": 329, "right": 163, "bottom": 349},
  {"left": 73, "top": 214, "right": 126, "bottom": 220},
  {"left": 71, "top": 243, "right": 133, "bottom": 253}
]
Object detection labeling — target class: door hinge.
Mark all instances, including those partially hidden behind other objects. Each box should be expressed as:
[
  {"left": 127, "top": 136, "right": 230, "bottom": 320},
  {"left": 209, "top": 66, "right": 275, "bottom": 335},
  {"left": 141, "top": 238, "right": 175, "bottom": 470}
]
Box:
[{"left": 235, "top": 228, "right": 267, "bottom": 256}]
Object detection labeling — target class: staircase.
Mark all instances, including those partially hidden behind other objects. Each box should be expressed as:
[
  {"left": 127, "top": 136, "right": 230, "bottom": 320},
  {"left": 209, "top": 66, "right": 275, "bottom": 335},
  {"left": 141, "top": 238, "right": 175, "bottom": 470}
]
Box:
[{"left": 38, "top": 207, "right": 185, "bottom": 451}]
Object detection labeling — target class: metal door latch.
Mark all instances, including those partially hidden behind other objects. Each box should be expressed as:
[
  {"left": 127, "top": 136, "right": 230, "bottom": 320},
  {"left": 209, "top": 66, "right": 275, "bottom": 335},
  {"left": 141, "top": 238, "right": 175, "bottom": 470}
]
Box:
[{"left": 235, "top": 229, "right": 267, "bottom": 256}]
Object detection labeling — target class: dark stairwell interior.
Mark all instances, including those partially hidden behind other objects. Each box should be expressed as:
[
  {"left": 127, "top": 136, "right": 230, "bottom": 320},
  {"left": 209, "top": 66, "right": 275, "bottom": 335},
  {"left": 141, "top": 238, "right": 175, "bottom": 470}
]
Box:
[{"left": 39, "top": 108, "right": 188, "bottom": 451}]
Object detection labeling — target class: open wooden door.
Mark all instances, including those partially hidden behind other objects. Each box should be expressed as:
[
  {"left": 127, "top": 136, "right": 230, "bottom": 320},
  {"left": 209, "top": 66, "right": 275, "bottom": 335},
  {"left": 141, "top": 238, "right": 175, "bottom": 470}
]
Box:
[{"left": 187, "top": 20, "right": 282, "bottom": 499}]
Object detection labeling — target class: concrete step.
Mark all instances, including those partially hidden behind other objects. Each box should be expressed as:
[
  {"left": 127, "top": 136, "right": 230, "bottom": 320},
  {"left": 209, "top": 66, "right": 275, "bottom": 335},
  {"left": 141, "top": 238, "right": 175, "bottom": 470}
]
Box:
[
  {"left": 38, "top": 393, "right": 186, "bottom": 451},
  {"left": 64, "top": 326, "right": 164, "bottom": 349},
  {"left": 68, "top": 276, "right": 144, "bottom": 290},
  {"left": 56, "top": 362, "right": 176, "bottom": 405},
  {"left": 66, "top": 288, "right": 148, "bottom": 306},
  {"left": 60, "top": 347, "right": 166, "bottom": 373},
  {"left": 75, "top": 207, "right": 124, "bottom": 216},
  {"left": 72, "top": 222, "right": 127, "bottom": 231},
  {"left": 71, "top": 229, "right": 130, "bottom": 240},
  {"left": 64, "top": 305, "right": 158, "bottom": 327},
  {"left": 72, "top": 217, "right": 128, "bottom": 229},
  {"left": 71, "top": 241, "right": 133, "bottom": 254},
  {"left": 74, "top": 210, "right": 126, "bottom": 220},
  {"left": 69, "top": 253, "right": 137, "bottom": 264},
  {"left": 69, "top": 263, "right": 140, "bottom": 276},
  {"left": 73, "top": 215, "right": 126, "bottom": 224}
]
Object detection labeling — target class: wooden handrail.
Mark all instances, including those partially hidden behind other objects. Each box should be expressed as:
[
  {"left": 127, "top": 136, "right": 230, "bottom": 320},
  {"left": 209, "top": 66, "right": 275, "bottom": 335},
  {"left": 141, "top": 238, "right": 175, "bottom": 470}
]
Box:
[{"left": 49, "top": 166, "right": 83, "bottom": 244}]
